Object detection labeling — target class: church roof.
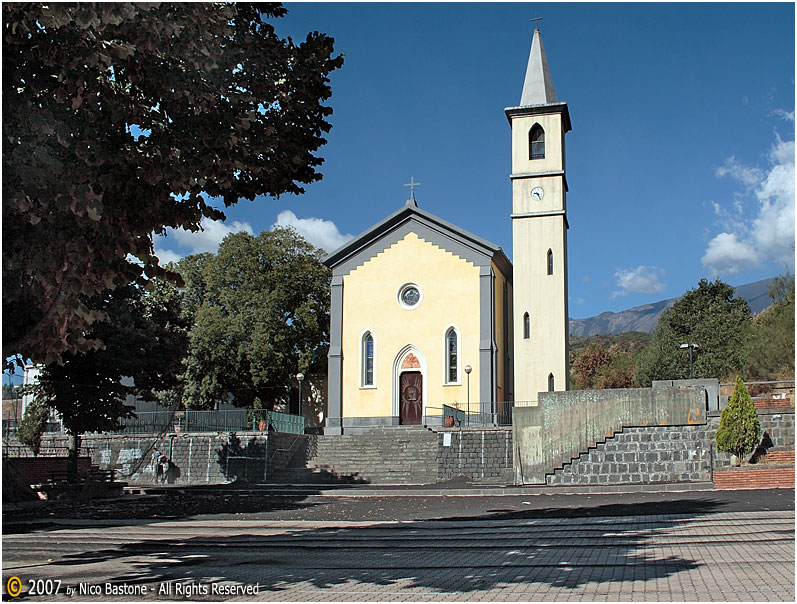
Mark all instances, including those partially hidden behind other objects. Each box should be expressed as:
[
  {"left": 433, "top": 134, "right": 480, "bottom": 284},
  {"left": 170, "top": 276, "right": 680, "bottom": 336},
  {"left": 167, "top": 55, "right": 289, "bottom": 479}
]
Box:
[
  {"left": 520, "top": 28, "right": 557, "bottom": 106},
  {"left": 323, "top": 201, "right": 512, "bottom": 280}
]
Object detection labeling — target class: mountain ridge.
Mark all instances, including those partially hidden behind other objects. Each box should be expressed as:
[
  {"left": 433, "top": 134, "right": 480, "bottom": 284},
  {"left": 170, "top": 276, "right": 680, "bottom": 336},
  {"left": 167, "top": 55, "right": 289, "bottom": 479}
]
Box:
[{"left": 569, "top": 277, "right": 775, "bottom": 337}]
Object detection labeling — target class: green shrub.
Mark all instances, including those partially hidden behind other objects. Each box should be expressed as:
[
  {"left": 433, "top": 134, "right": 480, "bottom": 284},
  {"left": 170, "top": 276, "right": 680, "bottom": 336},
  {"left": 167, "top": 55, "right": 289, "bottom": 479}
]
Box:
[
  {"left": 715, "top": 376, "right": 761, "bottom": 463},
  {"left": 16, "top": 397, "right": 50, "bottom": 456}
]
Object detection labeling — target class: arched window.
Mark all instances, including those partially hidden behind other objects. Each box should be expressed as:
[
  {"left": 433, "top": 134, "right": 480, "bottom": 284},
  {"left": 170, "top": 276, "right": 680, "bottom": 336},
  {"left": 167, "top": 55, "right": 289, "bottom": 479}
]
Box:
[
  {"left": 445, "top": 328, "right": 458, "bottom": 384},
  {"left": 523, "top": 312, "right": 530, "bottom": 339},
  {"left": 362, "top": 332, "right": 374, "bottom": 386},
  {"left": 547, "top": 249, "right": 554, "bottom": 276},
  {"left": 548, "top": 373, "right": 555, "bottom": 392},
  {"left": 529, "top": 124, "right": 545, "bottom": 160}
]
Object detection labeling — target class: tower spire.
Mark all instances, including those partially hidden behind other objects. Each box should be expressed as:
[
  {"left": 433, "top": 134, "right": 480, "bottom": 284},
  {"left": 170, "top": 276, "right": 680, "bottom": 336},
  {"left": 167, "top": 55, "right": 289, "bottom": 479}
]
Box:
[{"left": 520, "top": 26, "right": 557, "bottom": 106}]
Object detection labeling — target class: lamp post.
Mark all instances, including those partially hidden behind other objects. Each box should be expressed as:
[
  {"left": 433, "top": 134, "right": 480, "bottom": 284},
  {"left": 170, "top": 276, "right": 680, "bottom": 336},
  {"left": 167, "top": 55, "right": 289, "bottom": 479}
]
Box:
[
  {"left": 464, "top": 365, "right": 472, "bottom": 426},
  {"left": 679, "top": 344, "right": 699, "bottom": 378},
  {"left": 296, "top": 372, "right": 304, "bottom": 417}
]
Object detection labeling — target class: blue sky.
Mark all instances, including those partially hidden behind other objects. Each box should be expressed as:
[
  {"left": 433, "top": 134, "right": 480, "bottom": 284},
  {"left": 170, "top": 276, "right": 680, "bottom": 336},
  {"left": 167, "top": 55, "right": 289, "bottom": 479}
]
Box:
[{"left": 152, "top": 2, "right": 792, "bottom": 320}]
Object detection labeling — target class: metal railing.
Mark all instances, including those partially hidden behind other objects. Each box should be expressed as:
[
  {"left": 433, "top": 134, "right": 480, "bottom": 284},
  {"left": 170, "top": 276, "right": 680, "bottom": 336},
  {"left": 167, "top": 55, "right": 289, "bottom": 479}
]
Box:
[
  {"left": 116, "top": 408, "right": 305, "bottom": 435},
  {"left": 424, "top": 401, "right": 515, "bottom": 428}
]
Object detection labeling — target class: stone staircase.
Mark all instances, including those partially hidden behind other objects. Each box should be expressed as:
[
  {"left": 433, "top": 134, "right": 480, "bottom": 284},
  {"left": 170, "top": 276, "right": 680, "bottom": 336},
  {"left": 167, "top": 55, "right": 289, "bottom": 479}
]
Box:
[
  {"left": 546, "top": 424, "right": 713, "bottom": 486},
  {"left": 268, "top": 426, "right": 439, "bottom": 485}
]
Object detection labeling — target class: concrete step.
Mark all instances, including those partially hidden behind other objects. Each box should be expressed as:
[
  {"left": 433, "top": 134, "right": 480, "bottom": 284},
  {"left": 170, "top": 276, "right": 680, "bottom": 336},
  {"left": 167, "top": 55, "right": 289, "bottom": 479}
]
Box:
[{"left": 269, "top": 427, "right": 439, "bottom": 485}]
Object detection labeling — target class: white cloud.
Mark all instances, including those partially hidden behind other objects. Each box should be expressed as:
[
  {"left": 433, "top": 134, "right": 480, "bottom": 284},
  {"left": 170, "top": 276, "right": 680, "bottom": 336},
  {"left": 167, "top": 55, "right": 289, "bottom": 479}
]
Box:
[
  {"left": 703, "top": 131, "right": 795, "bottom": 275},
  {"left": 715, "top": 156, "right": 763, "bottom": 187},
  {"left": 772, "top": 108, "right": 795, "bottom": 122},
  {"left": 701, "top": 232, "right": 759, "bottom": 275},
  {"left": 153, "top": 247, "right": 182, "bottom": 266},
  {"left": 153, "top": 218, "right": 254, "bottom": 263},
  {"left": 272, "top": 210, "right": 353, "bottom": 253},
  {"left": 171, "top": 218, "right": 254, "bottom": 254},
  {"left": 611, "top": 266, "right": 666, "bottom": 298}
]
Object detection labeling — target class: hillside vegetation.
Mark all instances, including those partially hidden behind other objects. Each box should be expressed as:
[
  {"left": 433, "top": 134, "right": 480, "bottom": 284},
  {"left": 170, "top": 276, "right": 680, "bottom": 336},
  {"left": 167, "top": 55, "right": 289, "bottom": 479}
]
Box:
[{"left": 569, "top": 275, "right": 794, "bottom": 390}]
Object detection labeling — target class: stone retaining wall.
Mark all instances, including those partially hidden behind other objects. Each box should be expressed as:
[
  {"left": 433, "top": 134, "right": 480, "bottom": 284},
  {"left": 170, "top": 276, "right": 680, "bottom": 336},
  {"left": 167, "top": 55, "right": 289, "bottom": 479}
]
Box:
[
  {"left": 708, "top": 409, "right": 795, "bottom": 468},
  {"left": 437, "top": 429, "right": 513, "bottom": 484},
  {"left": 547, "top": 425, "right": 713, "bottom": 486},
  {"left": 37, "top": 431, "right": 304, "bottom": 486},
  {"left": 20, "top": 407, "right": 791, "bottom": 488}
]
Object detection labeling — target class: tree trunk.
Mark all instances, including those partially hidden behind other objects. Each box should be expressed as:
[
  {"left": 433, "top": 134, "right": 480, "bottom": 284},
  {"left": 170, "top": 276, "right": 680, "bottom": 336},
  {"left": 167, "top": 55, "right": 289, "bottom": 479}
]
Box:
[{"left": 67, "top": 432, "right": 81, "bottom": 483}]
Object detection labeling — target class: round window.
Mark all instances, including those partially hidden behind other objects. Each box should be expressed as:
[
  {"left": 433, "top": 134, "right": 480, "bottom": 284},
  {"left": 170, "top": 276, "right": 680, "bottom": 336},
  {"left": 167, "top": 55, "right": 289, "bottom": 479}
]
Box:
[{"left": 398, "top": 283, "right": 422, "bottom": 309}]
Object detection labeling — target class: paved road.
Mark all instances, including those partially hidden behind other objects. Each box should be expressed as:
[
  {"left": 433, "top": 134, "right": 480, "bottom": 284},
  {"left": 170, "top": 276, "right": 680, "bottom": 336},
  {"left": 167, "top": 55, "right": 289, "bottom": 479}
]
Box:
[{"left": 2, "top": 488, "right": 794, "bottom": 601}]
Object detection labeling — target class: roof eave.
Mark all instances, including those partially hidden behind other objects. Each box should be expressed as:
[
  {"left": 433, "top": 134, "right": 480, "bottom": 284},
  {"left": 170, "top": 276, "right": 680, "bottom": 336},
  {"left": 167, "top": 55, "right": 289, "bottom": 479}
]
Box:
[{"left": 504, "top": 102, "right": 572, "bottom": 132}]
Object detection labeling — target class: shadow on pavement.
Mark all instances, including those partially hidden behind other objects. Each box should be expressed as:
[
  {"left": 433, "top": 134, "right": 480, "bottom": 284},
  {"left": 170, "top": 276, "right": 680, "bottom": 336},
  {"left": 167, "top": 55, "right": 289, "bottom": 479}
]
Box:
[{"left": 34, "top": 499, "right": 740, "bottom": 594}]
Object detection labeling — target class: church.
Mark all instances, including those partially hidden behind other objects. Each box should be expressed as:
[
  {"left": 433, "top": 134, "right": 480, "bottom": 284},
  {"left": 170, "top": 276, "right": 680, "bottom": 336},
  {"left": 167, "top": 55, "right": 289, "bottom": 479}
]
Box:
[{"left": 323, "top": 27, "right": 570, "bottom": 434}]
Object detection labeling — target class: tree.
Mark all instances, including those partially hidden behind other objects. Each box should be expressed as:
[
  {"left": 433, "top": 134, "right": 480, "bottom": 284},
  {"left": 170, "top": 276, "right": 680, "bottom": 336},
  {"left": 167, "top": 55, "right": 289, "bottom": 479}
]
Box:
[
  {"left": 571, "top": 344, "right": 611, "bottom": 389},
  {"left": 715, "top": 376, "right": 761, "bottom": 464},
  {"left": 594, "top": 354, "right": 636, "bottom": 389},
  {"left": 571, "top": 342, "right": 637, "bottom": 390},
  {"left": 181, "top": 228, "right": 330, "bottom": 409},
  {"left": 31, "top": 284, "right": 188, "bottom": 480},
  {"left": 3, "top": 3, "right": 343, "bottom": 366},
  {"left": 743, "top": 273, "right": 795, "bottom": 381},
  {"left": 16, "top": 397, "right": 50, "bottom": 456},
  {"left": 635, "top": 279, "right": 752, "bottom": 385}
]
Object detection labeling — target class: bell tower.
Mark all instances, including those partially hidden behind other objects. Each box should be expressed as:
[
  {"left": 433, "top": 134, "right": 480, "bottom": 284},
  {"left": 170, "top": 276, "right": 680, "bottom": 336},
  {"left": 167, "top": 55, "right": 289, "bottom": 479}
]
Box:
[{"left": 507, "top": 26, "right": 571, "bottom": 404}]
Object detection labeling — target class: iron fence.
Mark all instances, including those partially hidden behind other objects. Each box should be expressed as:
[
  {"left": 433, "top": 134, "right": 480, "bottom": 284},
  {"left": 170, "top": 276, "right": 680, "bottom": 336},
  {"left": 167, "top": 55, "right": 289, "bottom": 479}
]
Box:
[
  {"left": 116, "top": 408, "right": 305, "bottom": 435},
  {"left": 424, "top": 401, "right": 515, "bottom": 428}
]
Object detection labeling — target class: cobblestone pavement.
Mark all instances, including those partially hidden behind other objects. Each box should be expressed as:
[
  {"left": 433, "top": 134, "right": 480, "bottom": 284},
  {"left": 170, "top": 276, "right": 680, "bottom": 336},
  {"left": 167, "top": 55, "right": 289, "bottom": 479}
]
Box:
[{"left": 2, "top": 509, "right": 794, "bottom": 601}]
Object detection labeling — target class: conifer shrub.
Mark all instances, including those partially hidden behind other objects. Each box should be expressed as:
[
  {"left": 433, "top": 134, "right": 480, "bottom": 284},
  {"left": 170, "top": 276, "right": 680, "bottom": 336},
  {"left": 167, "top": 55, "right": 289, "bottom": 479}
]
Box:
[
  {"left": 715, "top": 376, "right": 761, "bottom": 464},
  {"left": 16, "top": 396, "right": 50, "bottom": 456}
]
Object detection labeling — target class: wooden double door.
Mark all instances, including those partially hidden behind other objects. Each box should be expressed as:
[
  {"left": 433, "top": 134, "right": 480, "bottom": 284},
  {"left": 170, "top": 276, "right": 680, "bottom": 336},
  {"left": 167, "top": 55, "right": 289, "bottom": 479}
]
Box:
[{"left": 399, "top": 371, "right": 423, "bottom": 425}]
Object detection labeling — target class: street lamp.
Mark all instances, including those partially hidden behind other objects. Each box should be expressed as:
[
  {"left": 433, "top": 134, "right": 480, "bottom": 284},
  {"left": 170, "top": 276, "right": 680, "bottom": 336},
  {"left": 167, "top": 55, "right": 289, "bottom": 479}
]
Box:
[
  {"left": 679, "top": 344, "right": 699, "bottom": 378},
  {"left": 296, "top": 372, "right": 304, "bottom": 417},
  {"left": 464, "top": 365, "right": 472, "bottom": 426}
]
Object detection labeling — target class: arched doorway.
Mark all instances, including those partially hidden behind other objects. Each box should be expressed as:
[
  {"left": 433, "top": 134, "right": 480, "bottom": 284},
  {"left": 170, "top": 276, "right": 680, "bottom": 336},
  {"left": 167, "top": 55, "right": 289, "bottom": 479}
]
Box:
[{"left": 393, "top": 346, "right": 427, "bottom": 425}]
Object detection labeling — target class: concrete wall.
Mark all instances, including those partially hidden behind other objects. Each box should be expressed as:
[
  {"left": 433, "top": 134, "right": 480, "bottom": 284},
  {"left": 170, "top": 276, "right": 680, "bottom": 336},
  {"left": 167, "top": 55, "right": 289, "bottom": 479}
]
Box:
[{"left": 513, "top": 386, "right": 708, "bottom": 484}]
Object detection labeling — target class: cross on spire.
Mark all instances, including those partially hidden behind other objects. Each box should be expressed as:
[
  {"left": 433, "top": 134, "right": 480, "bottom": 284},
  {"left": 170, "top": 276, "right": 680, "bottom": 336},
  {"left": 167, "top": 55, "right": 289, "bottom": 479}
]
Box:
[
  {"left": 404, "top": 177, "right": 421, "bottom": 206},
  {"left": 530, "top": 14, "right": 543, "bottom": 31}
]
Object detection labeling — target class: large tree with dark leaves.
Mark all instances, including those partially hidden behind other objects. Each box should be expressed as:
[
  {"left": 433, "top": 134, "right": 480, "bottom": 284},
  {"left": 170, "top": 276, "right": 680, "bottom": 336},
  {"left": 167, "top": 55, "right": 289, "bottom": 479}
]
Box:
[
  {"left": 3, "top": 3, "right": 343, "bottom": 365},
  {"left": 31, "top": 282, "right": 188, "bottom": 480}
]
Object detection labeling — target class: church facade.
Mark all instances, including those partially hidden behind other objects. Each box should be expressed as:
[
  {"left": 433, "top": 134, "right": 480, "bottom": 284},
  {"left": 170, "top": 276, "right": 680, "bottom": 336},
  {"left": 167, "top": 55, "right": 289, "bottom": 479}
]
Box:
[{"left": 323, "top": 27, "right": 569, "bottom": 434}]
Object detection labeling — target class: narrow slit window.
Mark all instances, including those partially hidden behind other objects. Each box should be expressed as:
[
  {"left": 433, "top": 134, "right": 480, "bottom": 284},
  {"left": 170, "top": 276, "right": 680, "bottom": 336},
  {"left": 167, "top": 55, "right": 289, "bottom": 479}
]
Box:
[
  {"left": 529, "top": 124, "right": 545, "bottom": 160},
  {"left": 523, "top": 312, "right": 530, "bottom": 340},
  {"left": 446, "top": 328, "right": 458, "bottom": 383},
  {"left": 548, "top": 373, "right": 555, "bottom": 392},
  {"left": 362, "top": 332, "right": 374, "bottom": 386},
  {"left": 547, "top": 249, "right": 554, "bottom": 275}
]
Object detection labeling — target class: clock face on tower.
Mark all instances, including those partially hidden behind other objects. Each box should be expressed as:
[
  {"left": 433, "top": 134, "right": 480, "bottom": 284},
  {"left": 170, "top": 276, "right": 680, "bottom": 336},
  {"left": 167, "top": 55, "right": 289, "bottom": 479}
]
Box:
[{"left": 531, "top": 186, "right": 544, "bottom": 201}]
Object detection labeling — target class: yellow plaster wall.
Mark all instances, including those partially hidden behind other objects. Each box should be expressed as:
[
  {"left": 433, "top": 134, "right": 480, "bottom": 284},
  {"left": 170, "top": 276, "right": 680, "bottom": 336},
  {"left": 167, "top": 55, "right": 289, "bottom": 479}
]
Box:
[
  {"left": 492, "top": 263, "right": 513, "bottom": 403},
  {"left": 340, "top": 233, "right": 482, "bottom": 419}
]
